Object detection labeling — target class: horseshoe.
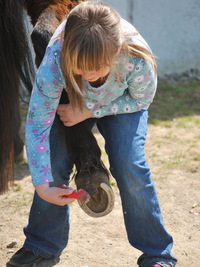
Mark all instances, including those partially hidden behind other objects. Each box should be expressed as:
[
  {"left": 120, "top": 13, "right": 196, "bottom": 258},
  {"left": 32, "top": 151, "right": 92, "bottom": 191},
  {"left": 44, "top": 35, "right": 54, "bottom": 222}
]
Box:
[{"left": 77, "top": 182, "right": 115, "bottom": 218}]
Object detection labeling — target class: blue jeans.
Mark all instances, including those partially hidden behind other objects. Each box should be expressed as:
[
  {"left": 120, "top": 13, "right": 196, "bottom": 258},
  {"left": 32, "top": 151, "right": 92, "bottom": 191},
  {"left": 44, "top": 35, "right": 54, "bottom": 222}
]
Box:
[{"left": 23, "top": 110, "right": 177, "bottom": 266}]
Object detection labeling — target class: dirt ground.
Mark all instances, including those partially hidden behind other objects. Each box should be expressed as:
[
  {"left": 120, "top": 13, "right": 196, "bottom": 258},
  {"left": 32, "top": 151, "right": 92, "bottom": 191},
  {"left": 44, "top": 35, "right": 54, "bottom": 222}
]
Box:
[{"left": 0, "top": 123, "right": 199, "bottom": 267}]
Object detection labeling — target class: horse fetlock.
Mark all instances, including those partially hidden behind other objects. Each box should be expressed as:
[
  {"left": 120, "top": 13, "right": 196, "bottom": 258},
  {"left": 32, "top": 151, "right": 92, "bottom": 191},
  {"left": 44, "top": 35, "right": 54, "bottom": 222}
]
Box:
[{"left": 75, "top": 167, "right": 110, "bottom": 191}]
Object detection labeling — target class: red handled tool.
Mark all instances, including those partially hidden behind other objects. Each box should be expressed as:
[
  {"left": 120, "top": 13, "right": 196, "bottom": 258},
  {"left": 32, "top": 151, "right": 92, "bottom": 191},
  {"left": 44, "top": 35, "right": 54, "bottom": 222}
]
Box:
[{"left": 56, "top": 186, "right": 90, "bottom": 202}]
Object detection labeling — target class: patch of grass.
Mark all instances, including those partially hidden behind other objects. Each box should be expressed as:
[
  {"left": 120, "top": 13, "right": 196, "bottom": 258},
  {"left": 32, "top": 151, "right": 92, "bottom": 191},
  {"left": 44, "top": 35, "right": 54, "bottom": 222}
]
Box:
[
  {"left": 20, "top": 105, "right": 28, "bottom": 118},
  {"left": 14, "top": 183, "right": 21, "bottom": 192},
  {"left": 149, "top": 81, "right": 200, "bottom": 125}
]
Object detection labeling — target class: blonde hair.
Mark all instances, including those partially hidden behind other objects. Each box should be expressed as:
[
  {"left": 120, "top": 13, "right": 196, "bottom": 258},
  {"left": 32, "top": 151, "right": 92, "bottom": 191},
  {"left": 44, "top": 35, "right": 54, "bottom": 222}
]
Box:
[{"left": 61, "top": 1, "right": 156, "bottom": 109}]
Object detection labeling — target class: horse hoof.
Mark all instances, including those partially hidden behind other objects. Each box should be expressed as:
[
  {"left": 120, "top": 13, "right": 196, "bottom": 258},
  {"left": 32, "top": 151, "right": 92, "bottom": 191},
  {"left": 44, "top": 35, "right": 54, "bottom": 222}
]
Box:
[
  {"left": 78, "top": 182, "right": 115, "bottom": 218},
  {"left": 75, "top": 170, "right": 115, "bottom": 218}
]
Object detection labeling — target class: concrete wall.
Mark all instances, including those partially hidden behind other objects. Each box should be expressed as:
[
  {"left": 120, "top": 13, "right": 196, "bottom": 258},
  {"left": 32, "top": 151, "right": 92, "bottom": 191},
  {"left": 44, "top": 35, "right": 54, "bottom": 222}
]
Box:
[{"left": 94, "top": 0, "right": 200, "bottom": 77}]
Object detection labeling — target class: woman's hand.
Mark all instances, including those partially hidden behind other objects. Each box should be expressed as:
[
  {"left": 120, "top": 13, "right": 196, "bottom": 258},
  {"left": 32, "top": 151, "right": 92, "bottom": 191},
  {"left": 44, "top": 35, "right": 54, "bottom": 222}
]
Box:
[
  {"left": 35, "top": 183, "right": 76, "bottom": 206},
  {"left": 57, "top": 104, "right": 92, "bottom": 126}
]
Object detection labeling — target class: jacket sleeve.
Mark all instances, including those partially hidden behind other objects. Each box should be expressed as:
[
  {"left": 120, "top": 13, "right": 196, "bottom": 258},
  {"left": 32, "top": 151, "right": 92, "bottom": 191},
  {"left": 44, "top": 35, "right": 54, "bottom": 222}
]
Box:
[
  {"left": 25, "top": 47, "right": 65, "bottom": 186},
  {"left": 91, "top": 57, "right": 157, "bottom": 118}
]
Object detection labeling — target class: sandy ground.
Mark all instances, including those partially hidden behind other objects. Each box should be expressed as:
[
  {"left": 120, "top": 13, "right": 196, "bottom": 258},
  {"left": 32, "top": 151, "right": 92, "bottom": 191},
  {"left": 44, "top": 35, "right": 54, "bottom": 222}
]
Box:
[{"left": 0, "top": 124, "right": 199, "bottom": 267}]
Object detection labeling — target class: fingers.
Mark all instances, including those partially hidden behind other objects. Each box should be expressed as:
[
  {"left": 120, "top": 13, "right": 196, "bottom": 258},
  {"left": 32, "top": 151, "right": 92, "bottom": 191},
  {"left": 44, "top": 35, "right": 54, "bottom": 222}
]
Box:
[
  {"left": 56, "top": 196, "right": 75, "bottom": 206},
  {"left": 61, "top": 184, "right": 68, "bottom": 188},
  {"left": 57, "top": 104, "right": 74, "bottom": 126},
  {"left": 63, "top": 121, "right": 74, "bottom": 127},
  {"left": 56, "top": 186, "right": 74, "bottom": 196},
  {"left": 58, "top": 117, "right": 76, "bottom": 127},
  {"left": 57, "top": 104, "right": 69, "bottom": 116},
  {"left": 59, "top": 115, "right": 67, "bottom": 122},
  {"left": 57, "top": 104, "right": 91, "bottom": 126},
  {"left": 57, "top": 104, "right": 68, "bottom": 111},
  {"left": 35, "top": 184, "right": 76, "bottom": 206},
  {"left": 56, "top": 186, "right": 76, "bottom": 205}
]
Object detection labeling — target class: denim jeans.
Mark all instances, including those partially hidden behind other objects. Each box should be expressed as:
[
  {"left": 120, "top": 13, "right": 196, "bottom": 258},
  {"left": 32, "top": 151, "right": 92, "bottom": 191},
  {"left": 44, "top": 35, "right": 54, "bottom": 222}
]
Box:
[{"left": 23, "top": 110, "right": 177, "bottom": 266}]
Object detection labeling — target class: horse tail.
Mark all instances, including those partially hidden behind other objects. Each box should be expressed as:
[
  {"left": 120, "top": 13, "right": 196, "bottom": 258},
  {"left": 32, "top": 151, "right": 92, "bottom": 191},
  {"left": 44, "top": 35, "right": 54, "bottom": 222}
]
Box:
[{"left": 0, "top": 0, "right": 35, "bottom": 193}]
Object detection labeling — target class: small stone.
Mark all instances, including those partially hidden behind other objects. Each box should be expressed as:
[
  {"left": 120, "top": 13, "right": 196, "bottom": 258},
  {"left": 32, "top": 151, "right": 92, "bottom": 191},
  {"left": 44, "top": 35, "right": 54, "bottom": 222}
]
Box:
[{"left": 6, "top": 241, "right": 17, "bottom": 248}]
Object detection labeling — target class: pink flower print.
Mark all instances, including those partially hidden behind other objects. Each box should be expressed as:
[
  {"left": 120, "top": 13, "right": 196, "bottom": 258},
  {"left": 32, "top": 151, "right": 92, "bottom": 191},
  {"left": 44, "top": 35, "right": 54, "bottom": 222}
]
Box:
[
  {"left": 127, "top": 63, "right": 135, "bottom": 71},
  {"left": 37, "top": 133, "right": 48, "bottom": 143},
  {"left": 44, "top": 102, "right": 51, "bottom": 107},
  {"left": 55, "top": 88, "right": 63, "bottom": 96},
  {"left": 86, "top": 102, "right": 95, "bottom": 109},
  {"left": 134, "top": 93, "right": 144, "bottom": 98},
  {"left": 108, "top": 92, "right": 114, "bottom": 95},
  {"left": 31, "top": 160, "right": 37, "bottom": 165},
  {"left": 95, "top": 88, "right": 104, "bottom": 95},
  {"left": 44, "top": 118, "right": 53, "bottom": 125},
  {"left": 134, "top": 75, "right": 144, "bottom": 83},
  {"left": 137, "top": 101, "right": 144, "bottom": 108},
  {"left": 98, "top": 100, "right": 108, "bottom": 104},
  {"left": 40, "top": 164, "right": 51, "bottom": 176},
  {"left": 42, "top": 177, "right": 51, "bottom": 183},
  {"left": 53, "top": 80, "right": 58, "bottom": 85},
  {"left": 48, "top": 108, "right": 56, "bottom": 117},
  {"left": 111, "top": 103, "right": 119, "bottom": 114},
  {"left": 36, "top": 144, "right": 47, "bottom": 153}
]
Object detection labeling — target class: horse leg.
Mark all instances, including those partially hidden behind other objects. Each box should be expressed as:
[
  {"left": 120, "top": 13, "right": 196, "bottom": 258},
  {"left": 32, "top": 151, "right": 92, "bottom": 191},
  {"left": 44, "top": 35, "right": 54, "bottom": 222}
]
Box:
[
  {"left": 30, "top": 7, "right": 62, "bottom": 67},
  {"left": 24, "top": 0, "right": 80, "bottom": 67},
  {"left": 60, "top": 91, "right": 115, "bottom": 217}
]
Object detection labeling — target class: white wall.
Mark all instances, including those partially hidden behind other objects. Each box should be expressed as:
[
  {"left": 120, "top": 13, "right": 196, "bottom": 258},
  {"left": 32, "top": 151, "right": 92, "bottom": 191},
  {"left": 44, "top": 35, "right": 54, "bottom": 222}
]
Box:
[{"left": 94, "top": 0, "right": 200, "bottom": 77}]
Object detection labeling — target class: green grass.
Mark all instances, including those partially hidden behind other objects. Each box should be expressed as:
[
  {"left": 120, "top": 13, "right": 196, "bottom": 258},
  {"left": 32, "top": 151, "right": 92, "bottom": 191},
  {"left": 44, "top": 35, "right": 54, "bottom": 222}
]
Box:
[
  {"left": 20, "top": 105, "right": 28, "bottom": 117},
  {"left": 149, "top": 81, "right": 200, "bottom": 125}
]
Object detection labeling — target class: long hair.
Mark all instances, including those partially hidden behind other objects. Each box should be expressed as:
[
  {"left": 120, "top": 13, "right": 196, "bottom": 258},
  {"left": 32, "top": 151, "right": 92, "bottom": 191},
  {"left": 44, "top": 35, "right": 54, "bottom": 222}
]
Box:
[
  {"left": 61, "top": 1, "right": 156, "bottom": 109},
  {"left": 0, "top": 0, "right": 35, "bottom": 193}
]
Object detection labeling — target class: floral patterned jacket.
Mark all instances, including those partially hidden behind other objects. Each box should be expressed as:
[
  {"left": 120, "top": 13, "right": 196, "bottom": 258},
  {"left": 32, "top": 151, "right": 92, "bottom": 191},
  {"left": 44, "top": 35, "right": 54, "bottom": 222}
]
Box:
[{"left": 26, "top": 18, "right": 157, "bottom": 186}]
